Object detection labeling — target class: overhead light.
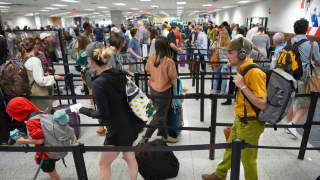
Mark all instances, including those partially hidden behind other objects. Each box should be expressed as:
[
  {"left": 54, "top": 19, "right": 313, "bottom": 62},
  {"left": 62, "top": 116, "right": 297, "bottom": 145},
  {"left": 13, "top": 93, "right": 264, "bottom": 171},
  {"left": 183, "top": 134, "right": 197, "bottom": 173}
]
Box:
[
  {"left": 101, "top": 11, "right": 109, "bottom": 13},
  {"left": 0, "top": 6, "right": 10, "bottom": 8},
  {"left": 97, "top": 6, "right": 108, "bottom": 8},
  {"left": 194, "top": 10, "right": 199, "bottom": 12},
  {"left": 150, "top": 5, "right": 158, "bottom": 7},
  {"left": 106, "top": 14, "right": 110, "bottom": 15},
  {"left": 237, "top": 1, "right": 250, "bottom": 3},
  {"left": 25, "top": 13, "right": 39, "bottom": 16},
  {"left": 49, "top": 12, "right": 71, "bottom": 16},
  {"left": 126, "top": 12, "right": 132, "bottom": 13},
  {"left": 177, "top": 7, "right": 184, "bottom": 9},
  {"left": 177, "top": 2, "right": 186, "bottom": 4},
  {"left": 113, "top": 3, "right": 126, "bottom": 5},
  {"left": 39, "top": 10, "right": 50, "bottom": 11},
  {"left": 140, "top": 0, "right": 151, "bottom": 1},
  {"left": 213, "top": 9, "right": 221, "bottom": 11},
  {"left": 60, "top": 0, "right": 81, "bottom": 3},
  {"left": 222, "top": 6, "right": 234, "bottom": 8},
  {"left": 98, "top": 15, "right": 104, "bottom": 16},
  {"left": 130, "top": 8, "right": 139, "bottom": 10},
  {"left": 44, "top": 7, "right": 59, "bottom": 9},
  {"left": 0, "top": 2, "right": 11, "bottom": 4},
  {"left": 84, "top": 9, "right": 95, "bottom": 11},
  {"left": 92, "top": 12, "right": 100, "bottom": 14},
  {"left": 177, "top": 10, "right": 183, "bottom": 11},
  {"left": 51, "top": 4, "right": 67, "bottom": 7},
  {"left": 203, "top": 4, "right": 212, "bottom": 6}
]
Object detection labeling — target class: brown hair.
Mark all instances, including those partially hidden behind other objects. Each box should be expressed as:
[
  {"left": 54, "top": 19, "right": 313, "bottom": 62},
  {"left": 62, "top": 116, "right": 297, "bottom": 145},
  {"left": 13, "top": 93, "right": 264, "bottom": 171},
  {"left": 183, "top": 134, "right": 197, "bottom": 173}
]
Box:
[
  {"left": 130, "top": 28, "right": 138, "bottom": 38},
  {"left": 154, "top": 35, "right": 171, "bottom": 68},
  {"left": 109, "top": 33, "right": 126, "bottom": 49},
  {"left": 92, "top": 47, "right": 113, "bottom": 66},
  {"left": 196, "top": 25, "right": 203, "bottom": 31},
  {"left": 76, "top": 36, "right": 89, "bottom": 53},
  {"left": 41, "top": 37, "right": 53, "bottom": 53},
  {"left": 18, "top": 37, "right": 36, "bottom": 61},
  {"left": 217, "top": 29, "right": 231, "bottom": 47},
  {"left": 149, "top": 27, "right": 159, "bottom": 40}
]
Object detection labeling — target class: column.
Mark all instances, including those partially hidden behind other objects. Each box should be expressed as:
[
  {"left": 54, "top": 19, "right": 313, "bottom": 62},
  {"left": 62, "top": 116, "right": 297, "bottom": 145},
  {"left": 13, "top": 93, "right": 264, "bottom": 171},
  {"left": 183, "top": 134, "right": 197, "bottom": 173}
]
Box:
[{"left": 110, "top": 10, "right": 122, "bottom": 27}]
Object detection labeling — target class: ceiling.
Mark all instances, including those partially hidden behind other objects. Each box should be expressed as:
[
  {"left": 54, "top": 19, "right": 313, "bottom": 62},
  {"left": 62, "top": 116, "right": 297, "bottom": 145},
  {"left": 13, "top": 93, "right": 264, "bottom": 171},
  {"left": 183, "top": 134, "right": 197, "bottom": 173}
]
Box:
[{"left": 0, "top": 0, "right": 266, "bottom": 18}]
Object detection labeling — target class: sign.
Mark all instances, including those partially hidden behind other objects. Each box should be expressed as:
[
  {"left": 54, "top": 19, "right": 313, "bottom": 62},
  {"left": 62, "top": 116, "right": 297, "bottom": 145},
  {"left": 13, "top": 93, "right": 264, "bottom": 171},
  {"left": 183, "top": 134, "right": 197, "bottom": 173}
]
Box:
[
  {"left": 142, "top": 44, "right": 148, "bottom": 58},
  {"left": 204, "top": 14, "right": 211, "bottom": 21},
  {"left": 136, "top": 16, "right": 142, "bottom": 20},
  {"left": 207, "top": 8, "right": 212, "bottom": 11},
  {"left": 71, "top": 10, "right": 75, "bottom": 14},
  {"left": 172, "top": 20, "right": 181, "bottom": 24},
  {"left": 142, "top": 9, "right": 146, "bottom": 13}
]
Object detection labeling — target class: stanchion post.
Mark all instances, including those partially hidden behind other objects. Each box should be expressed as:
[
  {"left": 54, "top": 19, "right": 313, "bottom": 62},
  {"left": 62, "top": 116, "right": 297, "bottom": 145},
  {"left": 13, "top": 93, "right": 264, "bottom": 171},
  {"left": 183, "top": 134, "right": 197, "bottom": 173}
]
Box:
[
  {"left": 192, "top": 53, "right": 197, "bottom": 87},
  {"left": 298, "top": 91, "right": 319, "bottom": 160},
  {"left": 209, "top": 94, "right": 217, "bottom": 160},
  {"left": 200, "top": 70, "right": 205, "bottom": 122},
  {"left": 68, "top": 73, "right": 77, "bottom": 104},
  {"left": 196, "top": 55, "right": 200, "bottom": 98},
  {"left": 230, "top": 138, "right": 244, "bottom": 180},
  {"left": 134, "top": 72, "right": 140, "bottom": 88},
  {"left": 72, "top": 143, "right": 88, "bottom": 180},
  {"left": 58, "top": 29, "right": 70, "bottom": 75}
]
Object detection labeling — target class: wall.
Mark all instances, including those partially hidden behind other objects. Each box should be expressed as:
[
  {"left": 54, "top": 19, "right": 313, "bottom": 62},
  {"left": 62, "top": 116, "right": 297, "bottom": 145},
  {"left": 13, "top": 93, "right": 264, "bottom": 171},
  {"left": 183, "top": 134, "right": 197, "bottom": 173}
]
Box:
[
  {"left": 2, "top": 15, "right": 37, "bottom": 29},
  {"left": 47, "top": 17, "right": 53, "bottom": 26},
  {"left": 153, "top": 17, "right": 180, "bottom": 24},
  {"left": 180, "top": 15, "right": 198, "bottom": 23},
  {"left": 215, "top": 0, "right": 320, "bottom": 34}
]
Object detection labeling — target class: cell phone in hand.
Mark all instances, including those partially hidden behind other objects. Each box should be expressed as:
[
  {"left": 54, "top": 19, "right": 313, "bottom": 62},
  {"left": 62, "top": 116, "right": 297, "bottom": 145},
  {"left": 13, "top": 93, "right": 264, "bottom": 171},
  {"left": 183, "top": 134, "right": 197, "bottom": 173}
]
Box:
[{"left": 50, "top": 69, "right": 56, "bottom": 75}]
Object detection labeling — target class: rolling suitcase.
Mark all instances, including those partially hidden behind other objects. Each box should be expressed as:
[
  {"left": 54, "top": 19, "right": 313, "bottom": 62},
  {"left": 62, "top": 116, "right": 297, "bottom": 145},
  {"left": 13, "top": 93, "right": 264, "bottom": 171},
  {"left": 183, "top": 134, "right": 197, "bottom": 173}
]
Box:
[
  {"left": 51, "top": 105, "right": 81, "bottom": 138},
  {"left": 167, "top": 106, "right": 183, "bottom": 138}
]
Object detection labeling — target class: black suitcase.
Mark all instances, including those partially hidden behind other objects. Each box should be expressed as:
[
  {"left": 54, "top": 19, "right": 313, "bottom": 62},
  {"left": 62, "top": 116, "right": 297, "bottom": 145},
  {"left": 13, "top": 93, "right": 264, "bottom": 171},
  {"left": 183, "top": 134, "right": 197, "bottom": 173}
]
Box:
[
  {"left": 135, "top": 139, "right": 180, "bottom": 180},
  {"left": 0, "top": 111, "right": 27, "bottom": 145}
]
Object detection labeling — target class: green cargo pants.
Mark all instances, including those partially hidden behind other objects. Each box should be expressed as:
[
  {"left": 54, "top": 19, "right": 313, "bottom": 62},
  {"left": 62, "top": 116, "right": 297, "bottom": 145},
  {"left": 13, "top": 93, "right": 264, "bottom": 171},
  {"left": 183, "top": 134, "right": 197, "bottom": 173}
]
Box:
[{"left": 215, "top": 115, "right": 265, "bottom": 180}]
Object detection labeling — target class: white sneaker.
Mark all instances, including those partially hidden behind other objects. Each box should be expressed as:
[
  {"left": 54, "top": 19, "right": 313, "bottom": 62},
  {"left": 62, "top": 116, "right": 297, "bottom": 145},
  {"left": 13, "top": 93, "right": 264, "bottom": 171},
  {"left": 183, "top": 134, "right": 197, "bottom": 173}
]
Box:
[
  {"left": 287, "top": 122, "right": 298, "bottom": 138},
  {"left": 210, "top": 90, "right": 217, "bottom": 94},
  {"left": 285, "top": 128, "right": 291, "bottom": 134}
]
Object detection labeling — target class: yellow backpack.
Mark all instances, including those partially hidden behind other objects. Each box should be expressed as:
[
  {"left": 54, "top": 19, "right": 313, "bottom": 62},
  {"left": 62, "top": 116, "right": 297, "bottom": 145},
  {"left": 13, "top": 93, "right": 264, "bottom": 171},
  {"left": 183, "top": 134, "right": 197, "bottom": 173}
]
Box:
[{"left": 275, "top": 39, "right": 308, "bottom": 79}]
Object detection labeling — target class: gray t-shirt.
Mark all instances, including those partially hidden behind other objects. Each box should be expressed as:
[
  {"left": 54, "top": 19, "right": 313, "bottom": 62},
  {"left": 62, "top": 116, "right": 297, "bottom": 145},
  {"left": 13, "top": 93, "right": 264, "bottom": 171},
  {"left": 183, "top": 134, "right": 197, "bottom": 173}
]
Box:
[
  {"left": 139, "top": 26, "right": 148, "bottom": 44},
  {"left": 250, "top": 34, "right": 270, "bottom": 60}
]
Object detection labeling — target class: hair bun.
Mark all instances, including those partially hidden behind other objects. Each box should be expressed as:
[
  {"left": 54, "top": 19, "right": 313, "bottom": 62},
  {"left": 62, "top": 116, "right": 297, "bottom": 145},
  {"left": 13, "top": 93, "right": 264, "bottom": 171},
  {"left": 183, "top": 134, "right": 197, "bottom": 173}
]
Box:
[{"left": 93, "top": 47, "right": 114, "bottom": 64}]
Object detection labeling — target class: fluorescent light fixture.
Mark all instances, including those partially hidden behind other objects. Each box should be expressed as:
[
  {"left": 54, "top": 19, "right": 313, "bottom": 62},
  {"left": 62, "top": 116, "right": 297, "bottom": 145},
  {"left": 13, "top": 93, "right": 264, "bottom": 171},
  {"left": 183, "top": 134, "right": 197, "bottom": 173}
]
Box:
[
  {"left": 84, "top": 9, "right": 95, "bottom": 11},
  {"left": 106, "top": 14, "right": 110, "bottom": 15},
  {"left": 194, "top": 10, "right": 199, "bottom": 12},
  {"left": 0, "top": 6, "right": 10, "bottom": 8},
  {"left": 113, "top": 3, "right": 126, "bottom": 5},
  {"left": 44, "top": 7, "right": 59, "bottom": 9},
  {"left": 150, "top": 5, "right": 158, "bottom": 7},
  {"left": 177, "top": 7, "right": 184, "bottom": 9},
  {"left": 177, "top": 2, "right": 186, "bottom": 4},
  {"left": 98, "top": 15, "right": 104, "bottom": 16},
  {"left": 203, "top": 4, "right": 212, "bottom": 6},
  {"left": 177, "top": 10, "right": 183, "bottom": 11},
  {"left": 49, "top": 12, "right": 71, "bottom": 16},
  {"left": 237, "top": 0, "right": 250, "bottom": 3},
  {"left": 222, "top": 6, "right": 234, "bottom": 8},
  {"left": 92, "top": 12, "right": 100, "bottom": 14},
  {"left": 51, "top": 4, "right": 67, "bottom": 7},
  {"left": 101, "top": 11, "right": 109, "bottom": 13},
  {"left": 0, "top": 2, "right": 11, "bottom": 4},
  {"left": 39, "top": 10, "right": 50, "bottom": 11},
  {"left": 140, "top": 0, "right": 151, "bottom": 1},
  {"left": 25, "top": 13, "right": 39, "bottom": 16},
  {"left": 60, "top": 0, "right": 80, "bottom": 3},
  {"left": 97, "top": 6, "right": 108, "bottom": 8},
  {"left": 130, "top": 8, "right": 139, "bottom": 10},
  {"left": 213, "top": 9, "right": 221, "bottom": 11},
  {"left": 126, "top": 12, "right": 132, "bottom": 13}
]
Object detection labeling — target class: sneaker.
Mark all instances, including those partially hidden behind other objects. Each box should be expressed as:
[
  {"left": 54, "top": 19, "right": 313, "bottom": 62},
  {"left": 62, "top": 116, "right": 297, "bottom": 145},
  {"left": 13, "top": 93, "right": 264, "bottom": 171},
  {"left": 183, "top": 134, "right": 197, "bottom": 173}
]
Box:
[
  {"left": 210, "top": 90, "right": 217, "bottom": 94},
  {"left": 162, "top": 135, "right": 178, "bottom": 143},
  {"left": 139, "top": 136, "right": 149, "bottom": 144},
  {"left": 285, "top": 128, "right": 291, "bottom": 134},
  {"left": 221, "top": 101, "right": 232, "bottom": 106},
  {"left": 96, "top": 129, "right": 107, "bottom": 136},
  {"left": 287, "top": 122, "right": 298, "bottom": 138},
  {"left": 202, "top": 173, "right": 225, "bottom": 180}
]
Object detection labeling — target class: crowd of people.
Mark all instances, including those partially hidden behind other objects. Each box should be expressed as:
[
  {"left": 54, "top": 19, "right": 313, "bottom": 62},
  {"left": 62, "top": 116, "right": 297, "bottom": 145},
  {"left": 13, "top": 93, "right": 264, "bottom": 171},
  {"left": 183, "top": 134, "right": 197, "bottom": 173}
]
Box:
[{"left": 0, "top": 17, "right": 320, "bottom": 180}]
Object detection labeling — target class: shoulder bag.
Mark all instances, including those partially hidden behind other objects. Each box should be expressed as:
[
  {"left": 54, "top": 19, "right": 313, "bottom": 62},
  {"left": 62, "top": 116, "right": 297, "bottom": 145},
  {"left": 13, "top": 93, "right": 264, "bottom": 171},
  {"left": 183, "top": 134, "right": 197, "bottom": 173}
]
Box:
[
  {"left": 209, "top": 42, "right": 220, "bottom": 68},
  {"left": 305, "top": 41, "right": 320, "bottom": 94}
]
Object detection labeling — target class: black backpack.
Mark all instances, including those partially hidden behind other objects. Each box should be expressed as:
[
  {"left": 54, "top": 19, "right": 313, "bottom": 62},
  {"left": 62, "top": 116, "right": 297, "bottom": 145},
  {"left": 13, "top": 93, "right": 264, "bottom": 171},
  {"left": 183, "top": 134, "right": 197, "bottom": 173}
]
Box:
[
  {"left": 135, "top": 139, "right": 180, "bottom": 180},
  {"left": 74, "top": 27, "right": 80, "bottom": 36}
]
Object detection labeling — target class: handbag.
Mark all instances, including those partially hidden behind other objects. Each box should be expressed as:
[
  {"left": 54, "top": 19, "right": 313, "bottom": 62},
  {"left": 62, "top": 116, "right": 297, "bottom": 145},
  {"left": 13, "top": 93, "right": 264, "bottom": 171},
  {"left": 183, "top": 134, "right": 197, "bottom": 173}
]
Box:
[
  {"left": 224, "top": 127, "right": 231, "bottom": 142},
  {"left": 209, "top": 42, "right": 220, "bottom": 68},
  {"left": 305, "top": 41, "right": 320, "bottom": 94},
  {"left": 126, "top": 77, "right": 156, "bottom": 122}
]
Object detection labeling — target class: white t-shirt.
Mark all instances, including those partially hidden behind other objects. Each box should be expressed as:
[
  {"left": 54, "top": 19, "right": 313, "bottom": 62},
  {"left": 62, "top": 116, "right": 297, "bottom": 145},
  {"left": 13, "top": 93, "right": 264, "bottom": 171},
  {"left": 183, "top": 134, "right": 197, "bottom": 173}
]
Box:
[
  {"left": 162, "top": 29, "right": 169, "bottom": 37},
  {"left": 125, "top": 30, "right": 132, "bottom": 39},
  {"left": 7, "top": 33, "right": 15, "bottom": 41},
  {"left": 24, "top": 57, "right": 55, "bottom": 86}
]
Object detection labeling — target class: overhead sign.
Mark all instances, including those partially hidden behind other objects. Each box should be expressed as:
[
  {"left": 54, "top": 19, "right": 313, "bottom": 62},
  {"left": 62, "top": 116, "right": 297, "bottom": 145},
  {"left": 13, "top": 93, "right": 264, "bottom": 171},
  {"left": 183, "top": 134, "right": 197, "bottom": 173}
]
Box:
[{"left": 142, "top": 9, "right": 146, "bottom": 13}]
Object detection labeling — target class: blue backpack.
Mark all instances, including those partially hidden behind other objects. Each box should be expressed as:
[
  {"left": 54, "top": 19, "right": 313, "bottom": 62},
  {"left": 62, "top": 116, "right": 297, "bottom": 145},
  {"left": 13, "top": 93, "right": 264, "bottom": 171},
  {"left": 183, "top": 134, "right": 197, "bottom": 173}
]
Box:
[
  {"left": 94, "top": 28, "right": 103, "bottom": 41},
  {"left": 172, "top": 77, "right": 183, "bottom": 107}
]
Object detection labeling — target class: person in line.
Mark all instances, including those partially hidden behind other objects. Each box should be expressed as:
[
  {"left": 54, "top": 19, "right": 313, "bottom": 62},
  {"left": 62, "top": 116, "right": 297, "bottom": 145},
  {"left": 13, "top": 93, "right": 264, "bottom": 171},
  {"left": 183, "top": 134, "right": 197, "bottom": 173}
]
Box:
[
  {"left": 202, "top": 22, "right": 208, "bottom": 35},
  {"left": 7, "top": 27, "right": 17, "bottom": 59},
  {"left": 167, "top": 24, "right": 184, "bottom": 72},
  {"left": 185, "top": 24, "right": 196, "bottom": 45},
  {"left": 139, "top": 35, "right": 178, "bottom": 144},
  {"left": 202, "top": 37, "right": 267, "bottom": 180},
  {"left": 69, "top": 25, "right": 77, "bottom": 40},
  {"left": 270, "top": 32, "right": 285, "bottom": 69},
  {"left": 82, "top": 22, "right": 93, "bottom": 43},
  {"left": 18, "top": 37, "right": 63, "bottom": 113},
  {"left": 161, "top": 23, "right": 169, "bottom": 37},
  {"left": 246, "top": 23, "right": 259, "bottom": 40},
  {"left": 137, "top": 20, "right": 148, "bottom": 45},
  {"left": 74, "top": 46, "right": 139, "bottom": 180},
  {"left": 196, "top": 25, "right": 207, "bottom": 71},
  {"left": 125, "top": 26, "right": 132, "bottom": 40},
  {"left": 207, "top": 21, "right": 216, "bottom": 44},
  {"left": 184, "top": 22, "right": 192, "bottom": 40},
  {"left": 0, "top": 33, "right": 8, "bottom": 65},
  {"left": 128, "top": 28, "right": 142, "bottom": 59},
  {"left": 7, "top": 97, "right": 62, "bottom": 180},
  {"left": 148, "top": 26, "right": 159, "bottom": 56},
  {"left": 250, "top": 26, "right": 270, "bottom": 60},
  {"left": 119, "top": 27, "right": 127, "bottom": 52},
  {"left": 286, "top": 19, "right": 320, "bottom": 137},
  {"left": 231, "top": 23, "right": 237, "bottom": 40},
  {"left": 211, "top": 30, "right": 230, "bottom": 95},
  {"left": 93, "top": 24, "right": 104, "bottom": 43},
  {"left": 111, "top": 24, "right": 119, "bottom": 33},
  {"left": 235, "top": 28, "right": 265, "bottom": 56}
]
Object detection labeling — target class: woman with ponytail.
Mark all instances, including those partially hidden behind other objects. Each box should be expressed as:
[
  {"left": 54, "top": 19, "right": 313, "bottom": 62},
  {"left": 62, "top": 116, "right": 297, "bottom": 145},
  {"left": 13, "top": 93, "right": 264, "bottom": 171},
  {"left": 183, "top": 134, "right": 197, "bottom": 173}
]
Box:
[
  {"left": 74, "top": 42, "right": 139, "bottom": 180},
  {"left": 18, "top": 37, "right": 64, "bottom": 113},
  {"left": 139, "top": 35, "right": 178, "bottom": 144}
]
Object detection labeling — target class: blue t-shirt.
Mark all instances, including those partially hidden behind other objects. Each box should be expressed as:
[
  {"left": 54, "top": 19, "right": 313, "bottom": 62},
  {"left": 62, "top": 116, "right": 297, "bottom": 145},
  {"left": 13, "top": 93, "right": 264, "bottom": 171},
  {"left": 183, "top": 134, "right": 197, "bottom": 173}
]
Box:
[
  {"left": 128, "top": 38, "right": 141, "bottom": 59},
  {"left": 120, "top": 32, "right": 126, "bottom": 39},
  {"left": 69, "top": 28, "right": 76, "bottom": 41},
  {"left": 93, "top": 28, "right": 103, "bottom": 41}
]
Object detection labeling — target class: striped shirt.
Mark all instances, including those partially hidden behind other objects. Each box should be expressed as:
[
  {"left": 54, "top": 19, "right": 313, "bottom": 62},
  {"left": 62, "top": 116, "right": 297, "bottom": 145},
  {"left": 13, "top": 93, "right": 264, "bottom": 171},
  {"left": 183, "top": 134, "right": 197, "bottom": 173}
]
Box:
[{"left": 284, "top": 35, "right": 320, "bottom": 83}]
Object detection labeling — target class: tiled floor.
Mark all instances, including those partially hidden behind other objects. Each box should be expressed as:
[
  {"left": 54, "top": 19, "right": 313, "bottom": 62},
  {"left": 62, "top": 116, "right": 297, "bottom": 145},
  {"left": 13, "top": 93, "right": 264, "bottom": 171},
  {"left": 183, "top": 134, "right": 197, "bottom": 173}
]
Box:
[{"left": 0, "top": 60, "right": 319, "bottom": 180}]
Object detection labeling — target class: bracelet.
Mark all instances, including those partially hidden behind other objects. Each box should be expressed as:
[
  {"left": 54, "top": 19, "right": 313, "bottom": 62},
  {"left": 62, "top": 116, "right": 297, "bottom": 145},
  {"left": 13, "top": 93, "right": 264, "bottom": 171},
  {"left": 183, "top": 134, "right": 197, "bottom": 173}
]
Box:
[{"left": 241, "top": 85, "right": 247, "bottom": 91}]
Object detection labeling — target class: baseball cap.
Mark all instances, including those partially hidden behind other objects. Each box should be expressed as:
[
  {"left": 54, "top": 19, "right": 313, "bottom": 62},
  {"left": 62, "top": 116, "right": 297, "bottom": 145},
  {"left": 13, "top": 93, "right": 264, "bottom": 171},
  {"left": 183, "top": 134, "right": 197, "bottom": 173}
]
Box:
[
  {"left": 81, "top": 41, "right": 105, "bottom": 58},
  {"left": 40, "top": 33, "right": 50, "bottom": 40},
  {"left": 220, "top": 38, "right": 252, "bottom": 53}
]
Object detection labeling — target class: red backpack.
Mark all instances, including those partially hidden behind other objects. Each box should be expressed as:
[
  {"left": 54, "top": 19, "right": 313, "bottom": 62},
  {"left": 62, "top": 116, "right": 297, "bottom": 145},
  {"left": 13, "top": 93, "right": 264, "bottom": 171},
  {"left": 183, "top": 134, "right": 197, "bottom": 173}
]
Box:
[{"left": 64, "top": 31, "right": 72, "bottom": 41}]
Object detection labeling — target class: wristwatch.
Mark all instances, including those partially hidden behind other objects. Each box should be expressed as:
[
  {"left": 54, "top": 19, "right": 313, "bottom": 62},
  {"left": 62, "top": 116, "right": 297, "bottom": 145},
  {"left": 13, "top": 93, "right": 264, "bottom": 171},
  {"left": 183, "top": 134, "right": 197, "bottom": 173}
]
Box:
[{"left": 240, "top": 85, "right": 247, "bottom": 91}]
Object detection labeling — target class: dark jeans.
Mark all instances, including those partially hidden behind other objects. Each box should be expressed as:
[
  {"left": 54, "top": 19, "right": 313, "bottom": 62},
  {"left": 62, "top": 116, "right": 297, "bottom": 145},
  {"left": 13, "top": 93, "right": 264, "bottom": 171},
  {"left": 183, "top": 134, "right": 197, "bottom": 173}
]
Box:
[
  {"left": 226, "top": 76, "right": 236, "bottom": 103},
  {"left": 198, "top": 50, "right": 206, "bottom": 71},
  {"left": 145, "top": 87, "right": 171, "bottom": 138}
]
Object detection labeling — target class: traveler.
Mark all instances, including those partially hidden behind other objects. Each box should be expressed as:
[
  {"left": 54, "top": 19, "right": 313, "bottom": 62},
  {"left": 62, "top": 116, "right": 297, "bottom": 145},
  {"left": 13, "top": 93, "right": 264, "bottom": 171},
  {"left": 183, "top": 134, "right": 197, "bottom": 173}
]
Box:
[
  {"left": 235, "top": 28, "right": 265, "bottom": 57},
  {"left": 184, "top": 24, "right": 196, "bottom": 45},
  {"left": 81, "top": 22, "right": 93, "bottom": 43},
  {"left": 111, "top": 24, "right": 119, "bottom": 33},
  {"left": 75, "top": 35, "right": 90, "bottom": 67},
  {"left": 184, "top": 22, "right": 192, "bottom": 40},
  {"left": 246, "top": 23, "right": 259, "bottom": 40},
  {"left": 125, "top": 26, "right": 132, "bottom": 40},
  {"left": 93, "top": 24, "right": 104, "bottom": 43},
  {"left": 167, "top": 24, "right": 184, "bottom": 71},
  {"left": 119, "top": 27, "right": 126, "bottom": 38},
  {"left": 161, "top": 24, "right": 169, "bottom": 37},
  {"left": 137, "top": 20, "right": 148, "bottom": 44},
  {"left": 7, "top": 97, "right": 62, "bottom": 180},
  {"left": 74, "top": 46, "right": 139, "bottom": 180},
  {"left": 202, "top": 37, "right": 267, "bottom": 180},
  {"left": 0, "top": 34, "right": 8, "bottom": 65},
  {"left": 148, "top": 27, "right": 159, "bottom": 56},
  {"left": 39, "top": 33, "right": 58, "bottom": 65},
  {"left": 23, "top": 26, "right": 28, "bottom": 31},
  {"left": 196, "top": 25, "right": 207, "bottom": 71},
  {"left": 203, "top": 22, "right": 208, "bottom": 35},
  {"left": 45, "top": 24, "right": 51, "bottom": 30},
  {"left": 139, "top": 35, "right": 178, "bottom": 144},
  {"left": 211, "top": 30, "right": 230, "bottom": 95},
  {"left": 285, "top": 19, "right": 320, "bottom": 137},
  {"left": 15, "top": 26, "right": 20, "bottom": 30},
  {"left": 221, "top": 21, "right": 232, "bottom": 38},
  {"left": 69, "top": 25, "right": 77, "bottom": 41},
  {"left": 7, "top": 27, "right": 17, "bottom": 59},
  {"left": 250, "top": 26, "right": 270, "bottom": 60},
  {"left": 128, "top": 28, "right": 142, "bottom": 60},
  {"left": 270, "top": 32, "right": 285, "bottom": 69},
  {"left": 207, "top": 21, "right": 216, "bottom": 44},
  {"left": 231, "top": 23, "right": 237, "bottom": 40},
  {"left": 18, "top": 37, "right": 63, "bottom": 112}
]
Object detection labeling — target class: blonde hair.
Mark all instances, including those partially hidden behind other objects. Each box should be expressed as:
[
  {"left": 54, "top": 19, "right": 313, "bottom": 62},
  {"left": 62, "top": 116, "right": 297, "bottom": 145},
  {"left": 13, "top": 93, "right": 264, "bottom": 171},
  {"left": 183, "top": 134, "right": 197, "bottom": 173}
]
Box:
[
  {"left": 217, "top": 29, "right": 231, "bottom": 47},
  {"left": 196, "top": 25, "right": 203, "bottom": 31},
  {"left": 92, "top": 47, "right": 113, "bottom": 66}
]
